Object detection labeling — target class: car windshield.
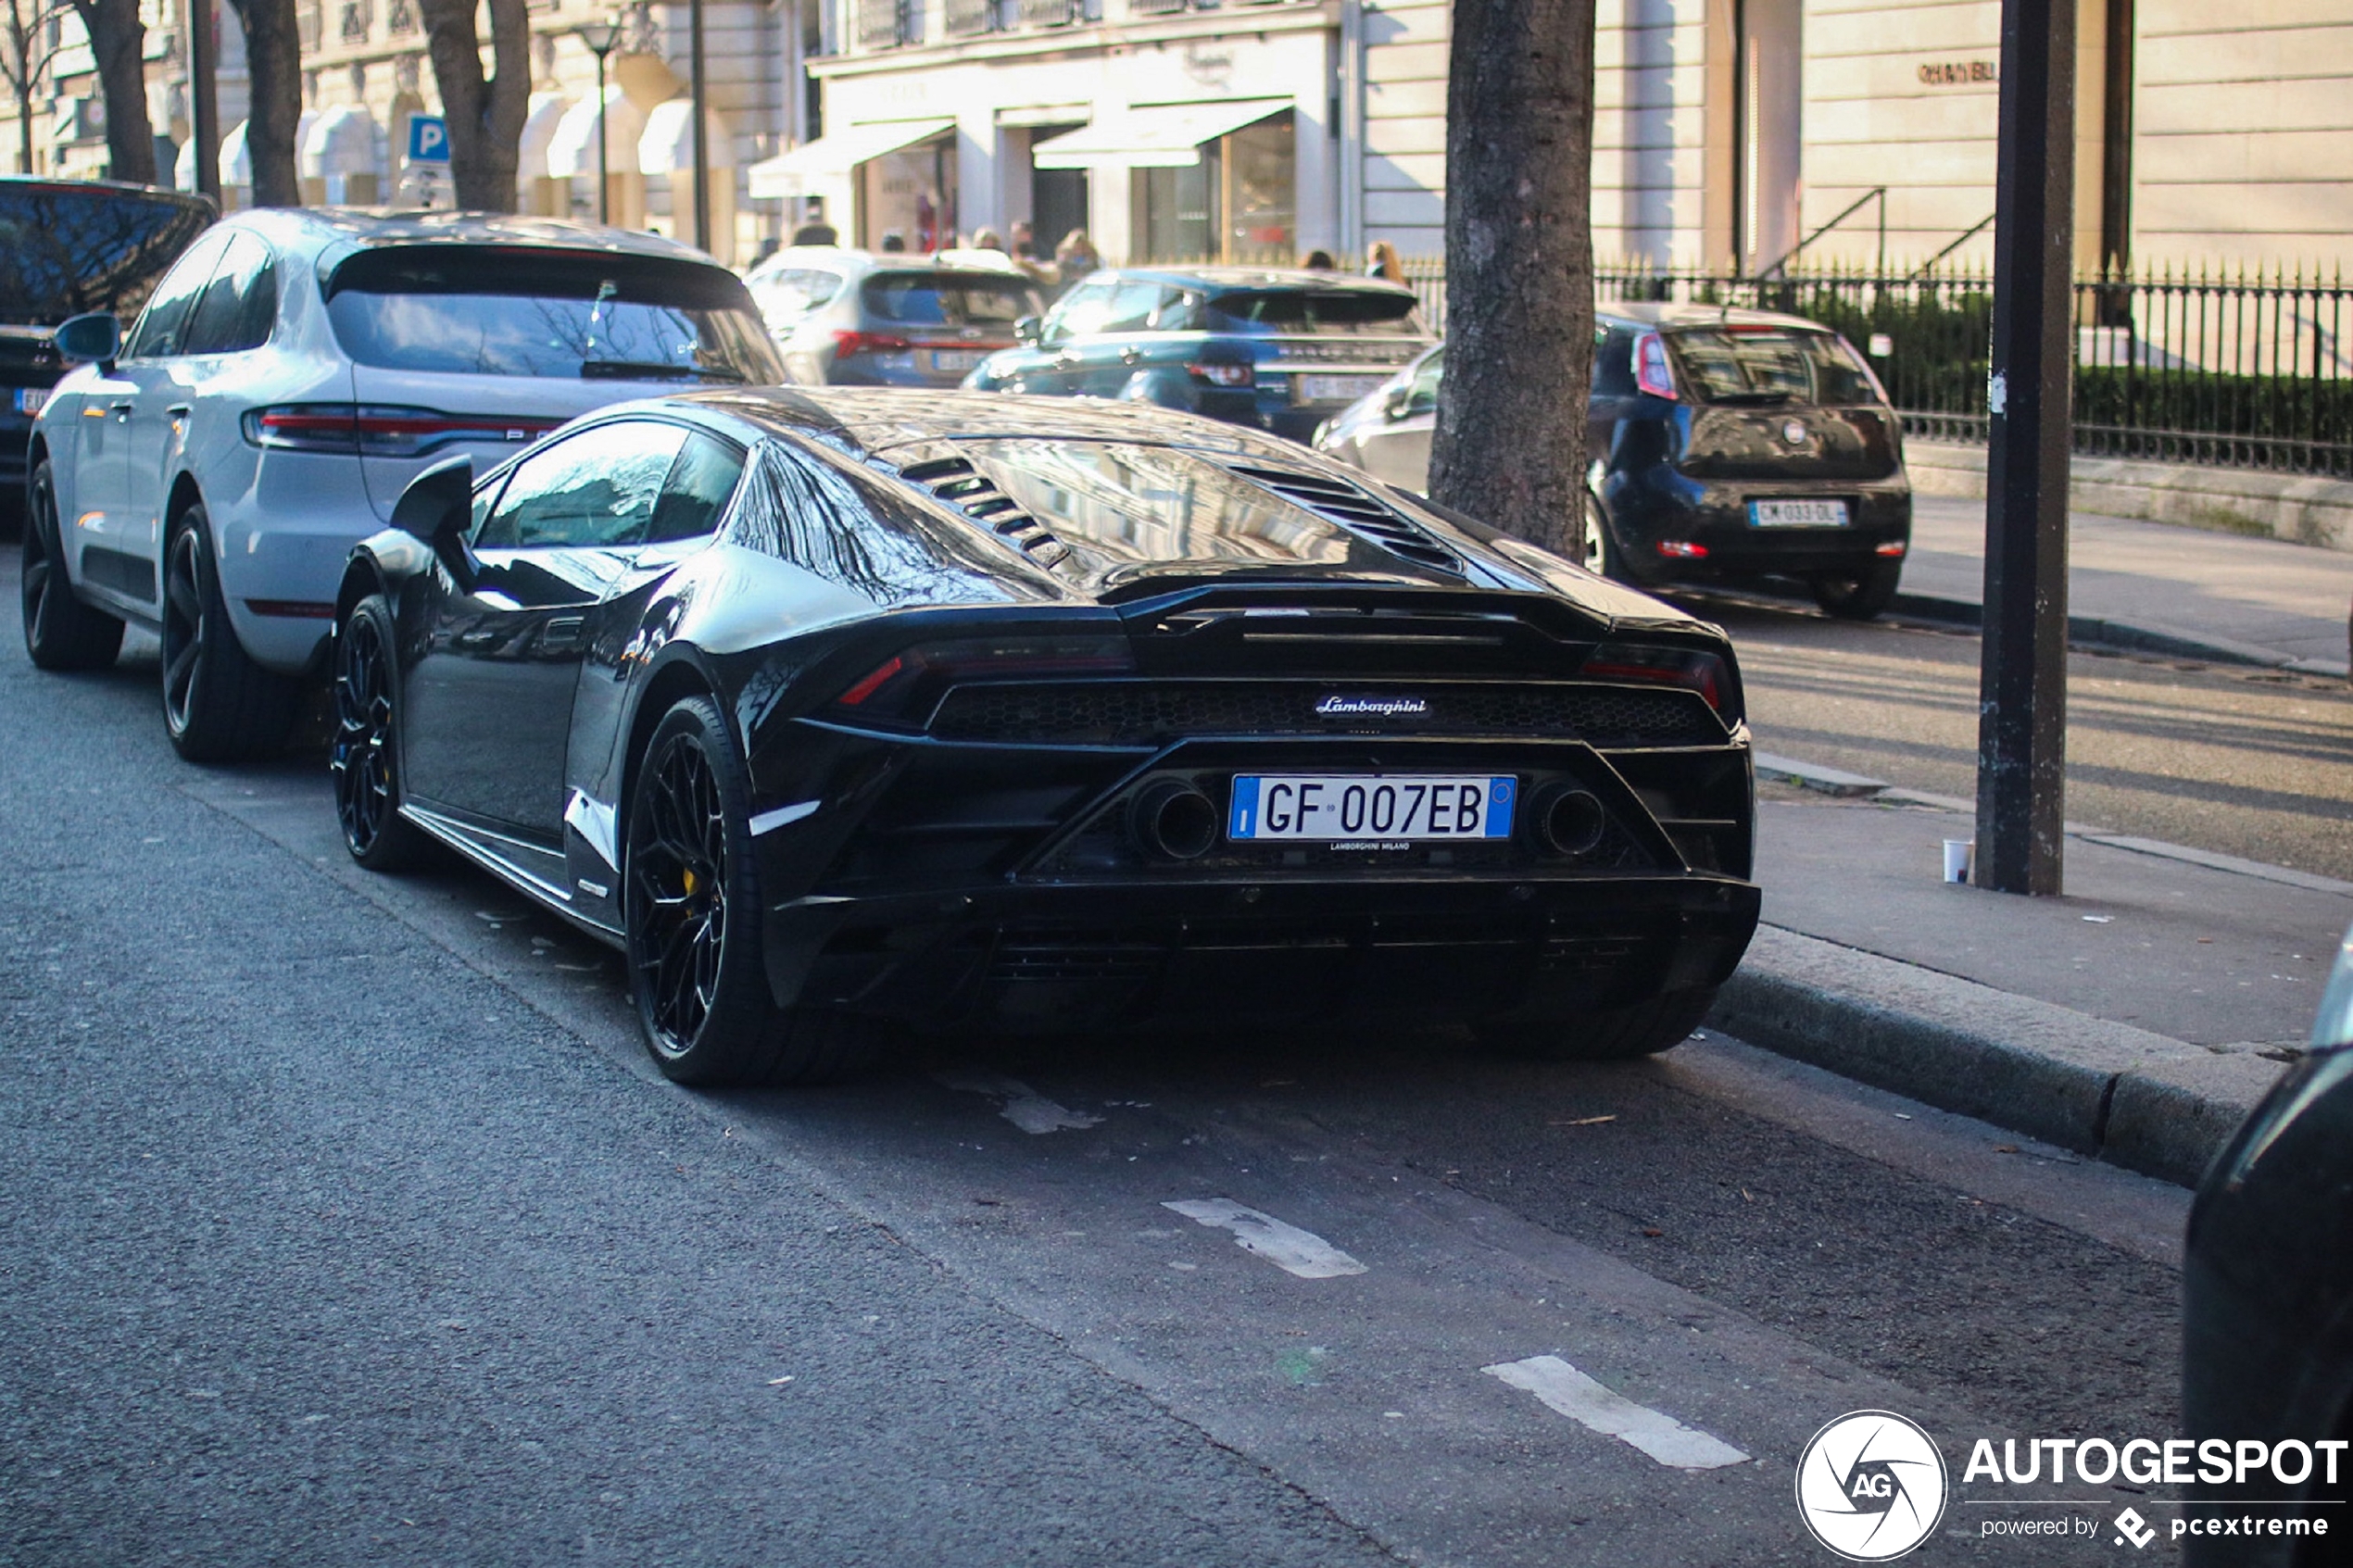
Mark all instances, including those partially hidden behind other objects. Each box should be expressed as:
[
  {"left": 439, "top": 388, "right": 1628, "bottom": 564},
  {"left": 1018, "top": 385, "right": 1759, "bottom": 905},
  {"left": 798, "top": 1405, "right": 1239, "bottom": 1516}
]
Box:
[
  {"left": 323, "top": 246, "right": 783, "bottom": 383},
  {"left": 1665, "top": 326, "right": 1880, "bottom": 405},
  {"left": 0, "top": 182, "right": 212, "bottom": 326},
  {"left": 1204, "top": 289, "right": 1425, "bottom": 336},
  {"left": 860, "top": 271, "right": 1042, "bottom": 328},
  {"left": 958, "top": 438, "right": 1417, "bottom": 573}
]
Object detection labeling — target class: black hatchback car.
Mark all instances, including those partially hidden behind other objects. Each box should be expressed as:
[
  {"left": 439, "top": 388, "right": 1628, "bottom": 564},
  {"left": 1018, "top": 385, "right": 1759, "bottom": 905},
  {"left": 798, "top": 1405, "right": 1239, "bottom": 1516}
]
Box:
[
  {"left": 0, "top": 178, "right": 212, "bottom": 530},
  {"left": 962, "top": 267, "right": 1433, "bottom": 445},
  {"left": 1315, "top": 304, "right": 1914, "bottom": 619}
]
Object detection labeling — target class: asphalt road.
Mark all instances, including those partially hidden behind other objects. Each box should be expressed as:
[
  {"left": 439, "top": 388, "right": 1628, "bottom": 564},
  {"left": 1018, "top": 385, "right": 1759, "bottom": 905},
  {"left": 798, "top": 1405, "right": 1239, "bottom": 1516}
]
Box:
[
  {"left": 1684, "top": 592, "right": 2353, "bottom": 883},
  {"left": 2, "top": 566, "right": 2196, "bottom": 1564}
]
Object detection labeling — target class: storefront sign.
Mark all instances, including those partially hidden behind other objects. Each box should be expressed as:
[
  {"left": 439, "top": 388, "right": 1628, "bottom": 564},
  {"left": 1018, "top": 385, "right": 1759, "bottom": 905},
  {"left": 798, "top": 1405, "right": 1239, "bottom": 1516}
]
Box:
[{"left": 1917, "top": 59, "right": 1997, "bottom": 85}]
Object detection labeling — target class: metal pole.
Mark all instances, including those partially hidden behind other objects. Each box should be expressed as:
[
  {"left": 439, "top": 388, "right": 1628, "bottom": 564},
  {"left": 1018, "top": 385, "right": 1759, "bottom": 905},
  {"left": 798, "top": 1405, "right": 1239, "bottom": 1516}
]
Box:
[
  {"left": 689, "top": 0, "right": 710, "bottom": 252},
  {"left": 1975, "top": 0, "right": 2076, "bottom": 895},
  {"left": 595, "top": 51, "right": 610, "bottom": 224},
  {"left": 186, "top": 0, "right": 219, "bottom": 202}
]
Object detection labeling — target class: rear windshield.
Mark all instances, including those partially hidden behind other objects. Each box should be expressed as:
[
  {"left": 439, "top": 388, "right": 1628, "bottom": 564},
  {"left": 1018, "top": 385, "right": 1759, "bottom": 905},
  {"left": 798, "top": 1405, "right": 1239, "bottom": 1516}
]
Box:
[
  {"left": 323, "top": 246, "right": 782, "bottom": 383},
  {"left": 1204, "top": 289, "right": 1425, "bottom": 337},
  {"left": 0, "top": 184, "right": 212, "bottom": 326},
  {"left": 1665, "top": 326, "right": 1880, "bottom": 405},
  {"left": 860, "top": 271, "right": 1043, "bottom": 328}
]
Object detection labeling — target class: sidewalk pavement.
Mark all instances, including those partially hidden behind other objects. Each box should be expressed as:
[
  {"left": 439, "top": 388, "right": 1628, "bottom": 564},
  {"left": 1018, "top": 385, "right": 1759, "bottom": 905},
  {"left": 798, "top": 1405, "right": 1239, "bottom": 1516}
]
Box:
[
  {"left": 1900, "top": 494, "right": 2353, "bottom": 676},
  {"left": 1707, "top": 770, "right": 2353, "bottom": 1187}
]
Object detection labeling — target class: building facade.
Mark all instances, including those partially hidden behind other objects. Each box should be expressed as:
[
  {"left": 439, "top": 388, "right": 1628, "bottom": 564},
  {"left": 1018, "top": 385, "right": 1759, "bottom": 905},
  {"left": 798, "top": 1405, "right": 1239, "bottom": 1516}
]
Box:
[{"left": 4, "top": 0, "right": 2347, "bottom": 275}]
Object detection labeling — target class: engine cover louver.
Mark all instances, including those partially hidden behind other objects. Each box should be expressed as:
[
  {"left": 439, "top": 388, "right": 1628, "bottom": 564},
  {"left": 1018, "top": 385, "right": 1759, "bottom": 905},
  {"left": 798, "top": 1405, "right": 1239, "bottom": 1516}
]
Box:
[
  {"left": 900, "top": 455, "right": 1072, "bottom": 567},
  {"left": 1224, "top": 464, "right": 1467, "bottom": 576}
]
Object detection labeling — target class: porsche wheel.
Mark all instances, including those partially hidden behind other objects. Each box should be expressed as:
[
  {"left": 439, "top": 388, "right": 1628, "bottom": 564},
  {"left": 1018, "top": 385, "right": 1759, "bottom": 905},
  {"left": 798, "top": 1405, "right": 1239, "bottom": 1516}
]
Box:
[
  {"left": 330, "top": 594, "right": 428, "bottom": 872},
  {"left": 1478, "top": 987, "right": 1718, "bottom": 1062},
  {"left": 20, "top": 461, "right": 125, "bottom": 671},
  {"left": 625, "top": 696, "right": 882, "bottom": 1086},
  {"left": 160, "top": 504, "right": 296, "bottom": 761}
]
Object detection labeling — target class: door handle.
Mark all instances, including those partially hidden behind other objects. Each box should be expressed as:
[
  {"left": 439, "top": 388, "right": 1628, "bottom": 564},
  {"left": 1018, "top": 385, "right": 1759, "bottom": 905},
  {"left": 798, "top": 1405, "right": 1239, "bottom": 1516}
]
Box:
[
  {"left": 108, "top": 400, "right": 133, "bottom": 421},
  {"left": 165, "top": 403, "right": 192, "bottom": 417},
  {"left": 1119, "top": 347, "right": 1143, "bottom": 365}
]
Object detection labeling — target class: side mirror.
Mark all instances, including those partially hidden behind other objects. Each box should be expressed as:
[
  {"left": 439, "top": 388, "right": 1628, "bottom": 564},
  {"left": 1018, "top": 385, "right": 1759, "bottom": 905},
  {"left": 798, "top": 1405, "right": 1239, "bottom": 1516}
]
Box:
[
  {"left": 53, "top": 312, "right": 121, "bottom": 370},
  {"left": 1014, "top": 315, "right": 1042, "bottom": 346},
  {"left": 1382, "top": 385, "right": 1412, "bottom": 420},
  {"left": 391, "top": 454, "right": 478, "bottom": 593}
]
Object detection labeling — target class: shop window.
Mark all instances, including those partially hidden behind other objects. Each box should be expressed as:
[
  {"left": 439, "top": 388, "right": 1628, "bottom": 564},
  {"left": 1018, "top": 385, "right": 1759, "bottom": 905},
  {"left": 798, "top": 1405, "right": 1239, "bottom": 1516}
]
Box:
[
  {"left": 861, "top": 135, "right": 958, "bottom": 253},
  {"left": 1131, "top": 110, "right": 1293, "bottom": 265}
]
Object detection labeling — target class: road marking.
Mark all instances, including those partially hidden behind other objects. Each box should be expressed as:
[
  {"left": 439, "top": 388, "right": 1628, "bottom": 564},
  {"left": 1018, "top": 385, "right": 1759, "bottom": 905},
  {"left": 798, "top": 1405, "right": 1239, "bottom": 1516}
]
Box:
[
  {"left": 1161, "top": 1198, "right": 1368, "bottom": 1278},
  {"left": 933, "top": 1072, "right": 1103, "bottom": 1135},
  {"left": 1482, "top": 1355, "right": 1749, "bottom": 1470}
]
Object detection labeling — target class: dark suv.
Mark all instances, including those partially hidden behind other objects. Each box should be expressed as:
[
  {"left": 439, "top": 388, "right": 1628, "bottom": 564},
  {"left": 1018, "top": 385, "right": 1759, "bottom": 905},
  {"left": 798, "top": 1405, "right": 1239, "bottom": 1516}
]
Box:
[
  {"left": 962, "top": 266, "right": 1434, "bottom": 444},
  {"left": 1, "top": 178, "right": 212, "bottom": 531},
  {"left": 1316, "top": 303, "right": 1913, "bottom": 618}
]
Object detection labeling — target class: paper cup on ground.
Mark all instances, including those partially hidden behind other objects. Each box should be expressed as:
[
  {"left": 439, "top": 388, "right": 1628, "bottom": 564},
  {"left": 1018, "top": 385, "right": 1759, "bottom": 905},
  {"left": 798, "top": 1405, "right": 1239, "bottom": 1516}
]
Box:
[{"left": 1942, "top": 839, "right": 1973, "bottom": 884}]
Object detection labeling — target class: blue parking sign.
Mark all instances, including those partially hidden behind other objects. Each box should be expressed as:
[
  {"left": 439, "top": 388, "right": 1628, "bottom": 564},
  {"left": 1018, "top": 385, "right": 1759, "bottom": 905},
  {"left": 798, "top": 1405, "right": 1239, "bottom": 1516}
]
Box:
[{"left": 408, "top": 115, "right": 449, "bottom": 163}]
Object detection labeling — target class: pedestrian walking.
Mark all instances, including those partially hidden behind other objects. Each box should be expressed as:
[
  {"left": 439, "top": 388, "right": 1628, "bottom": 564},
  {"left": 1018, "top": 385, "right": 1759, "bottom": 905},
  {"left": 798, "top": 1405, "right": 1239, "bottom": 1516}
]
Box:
[
  {"left": 1054, "top": 229, "right": 1102, "bottom": 292},
  {"left": 1365, "top": 240, "right": 1404, "bottom": 284}
]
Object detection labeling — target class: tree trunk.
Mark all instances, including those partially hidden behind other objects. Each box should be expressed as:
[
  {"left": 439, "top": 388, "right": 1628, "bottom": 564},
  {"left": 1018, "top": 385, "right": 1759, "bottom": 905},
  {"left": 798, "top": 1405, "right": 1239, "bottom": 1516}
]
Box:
[
  {"left": 69, "top": 0, "right": 155, "bottom": 183},
  {"left": 1427, "top": 0, "right": 1598, "bottom": 559},
  {"left": 419, "top": 0, "right": 529, "bottom": 212},
  {"left": 228, "top": 0, "right": 301, "bottom": 205}
]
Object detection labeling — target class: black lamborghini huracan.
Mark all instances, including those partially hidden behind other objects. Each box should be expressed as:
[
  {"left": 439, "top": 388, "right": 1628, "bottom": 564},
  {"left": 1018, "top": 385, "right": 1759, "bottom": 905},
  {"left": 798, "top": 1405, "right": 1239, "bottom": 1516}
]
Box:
[{"left": 330, "top": 389, "right": 1760, "bottom": 1085}]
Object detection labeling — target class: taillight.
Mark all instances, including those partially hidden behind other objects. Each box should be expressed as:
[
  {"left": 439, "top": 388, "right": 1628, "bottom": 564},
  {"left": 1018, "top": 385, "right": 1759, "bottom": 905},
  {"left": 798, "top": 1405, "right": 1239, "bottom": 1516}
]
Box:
[
  {"left": 243, "top": 404, "right": 558, "bottom": 458},
  {"left": 1633, "top": 332, "right": 1679, "bottom": 400},
  {"left": 1580, "top": 641, "right": 1734, "bottom": 719},
  {"left": 833, "top": 330, "right": 912, "bottom": 358},
  {"left": 1189, "top": 360, "right": 1254, "bottom": 388},
  {"left": 830, "top": 635, "right": 1138, "bottom": 723},
  {"left": 1655, "top": 540, "right": 1708, "bottom": 559}
]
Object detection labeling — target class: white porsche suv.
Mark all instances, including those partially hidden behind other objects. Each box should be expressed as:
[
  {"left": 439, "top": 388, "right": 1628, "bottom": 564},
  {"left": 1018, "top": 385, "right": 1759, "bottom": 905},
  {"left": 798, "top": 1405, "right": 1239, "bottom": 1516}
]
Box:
[{"left": 20, "top": 209, "right": 782, "bottom": 760}]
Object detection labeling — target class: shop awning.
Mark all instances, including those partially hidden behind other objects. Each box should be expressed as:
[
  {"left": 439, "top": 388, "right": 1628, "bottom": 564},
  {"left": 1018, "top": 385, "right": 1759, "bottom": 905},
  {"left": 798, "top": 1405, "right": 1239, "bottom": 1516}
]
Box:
[
  {"left": 515, "top": 91, "right": 573, "bottom": 181},
  {"left": 1032, "top": 99, "right": 1288, "bottom": 170},
  {"left": 638, "top": 98, "right": 736, "bottom": 176},
  {"left": 301, "top": 103, "right": 378, "bottom": 179},
  {"left": 547, "top": 87, "right": 648, "bottom": 180},
  {"left": 745, "top": 117, "right": 953, "bottom": 201}
]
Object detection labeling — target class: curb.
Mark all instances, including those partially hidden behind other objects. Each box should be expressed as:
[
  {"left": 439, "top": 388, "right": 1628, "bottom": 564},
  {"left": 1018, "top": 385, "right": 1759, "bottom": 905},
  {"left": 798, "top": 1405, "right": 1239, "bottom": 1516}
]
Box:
[
  {"left": 1888, "top": 592, "right": 2350, "bottom": 678},
  {"left": 1708, "top": 925, "right": 2291, "bottom": 1187}
]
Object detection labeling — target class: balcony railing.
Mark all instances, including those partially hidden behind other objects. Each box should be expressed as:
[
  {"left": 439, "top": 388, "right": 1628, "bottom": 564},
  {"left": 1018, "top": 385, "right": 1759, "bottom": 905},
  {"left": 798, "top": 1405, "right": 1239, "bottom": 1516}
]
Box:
[
  {"left": 855, "top": 0, "right": 910, "bottom": 45},
  {"left": 1018, "top": 0, "right": 1077, "bottom": 26},
  {"left": 944, "top": 0, "right": 997, "bottom": 33},
  {"left": 1128, "top": 0, "right": 1186, "bottom": 14}
]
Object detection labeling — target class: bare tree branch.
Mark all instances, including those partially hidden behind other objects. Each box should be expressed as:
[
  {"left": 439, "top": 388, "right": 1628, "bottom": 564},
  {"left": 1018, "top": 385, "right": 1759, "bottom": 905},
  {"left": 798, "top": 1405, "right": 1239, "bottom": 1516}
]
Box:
[{"left": 419, "top": 0, "right": 529, "bottom": 211}]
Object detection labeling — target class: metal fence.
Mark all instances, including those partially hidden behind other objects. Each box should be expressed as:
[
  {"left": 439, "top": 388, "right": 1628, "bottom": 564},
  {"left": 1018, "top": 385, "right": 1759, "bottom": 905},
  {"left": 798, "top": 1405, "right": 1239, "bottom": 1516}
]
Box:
[{"left": 1397, "top": 257, "right": 2353, "bottom": 480}]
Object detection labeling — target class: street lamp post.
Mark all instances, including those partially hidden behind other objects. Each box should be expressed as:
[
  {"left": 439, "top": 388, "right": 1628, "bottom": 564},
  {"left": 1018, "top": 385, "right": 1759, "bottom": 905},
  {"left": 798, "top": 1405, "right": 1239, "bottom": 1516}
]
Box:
[{"left": 575, "top": 18, "right": 623, "bottom": 225}]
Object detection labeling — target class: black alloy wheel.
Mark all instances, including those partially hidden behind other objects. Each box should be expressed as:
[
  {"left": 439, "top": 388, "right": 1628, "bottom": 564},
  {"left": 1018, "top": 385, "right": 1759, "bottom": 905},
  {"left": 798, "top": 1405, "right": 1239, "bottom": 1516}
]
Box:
[
  {"left": 624, "top": 696, "right": 884, "bottom": 1086},
  {"left": 159, "top": 504, "right": 296, "bottom": 761},
  {"left": 19, "top": 460, "right": 125, "bottom": 671},
  {"left": 330, "top": 594, "right": 426, "bottom": 871},
  {"left": 1810, "top": 558, "right": 1904, "bottom": 621}
]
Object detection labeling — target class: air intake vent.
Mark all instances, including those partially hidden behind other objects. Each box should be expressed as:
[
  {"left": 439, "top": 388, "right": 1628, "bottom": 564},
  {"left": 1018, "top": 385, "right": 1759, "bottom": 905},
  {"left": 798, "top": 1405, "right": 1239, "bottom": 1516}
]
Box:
[
  {"left": 1227, "top": 464, "right": 1466, "bottom": 575},
  {"left": 900, "top": 456, "right": 1070, "bottom": 567}
]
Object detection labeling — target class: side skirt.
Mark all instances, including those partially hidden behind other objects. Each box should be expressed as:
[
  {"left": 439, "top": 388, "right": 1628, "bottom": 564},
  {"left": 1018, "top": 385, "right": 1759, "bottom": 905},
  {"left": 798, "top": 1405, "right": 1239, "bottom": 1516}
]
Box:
[{"left": 401, "top": 802, "right": 626, "bottom": 949}]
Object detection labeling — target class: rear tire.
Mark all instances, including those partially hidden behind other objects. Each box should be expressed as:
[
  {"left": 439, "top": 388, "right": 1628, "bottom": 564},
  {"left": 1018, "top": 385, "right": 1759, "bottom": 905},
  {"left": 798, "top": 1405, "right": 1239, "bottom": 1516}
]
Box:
[
  {"left": 160, "top": 503, "right": 296, "bottom": 761},
  {"left": 1581, "top": 492, "right": 1625, "bottom": 581},
  {"left": 330, "top": 594, "right": 429, "bottom": 872},
  {"left": 1811, "top": 559, "right": 1904, "bottom": 621},
  {"left": 20, "top": 461, "right": 125, "bottom": 671},
  {"left": 624, "top": 696, "right": 886, "bottom": 1086},
  {"left": 1478, "top": 987, "right": 1718, "bottom": 1062}
]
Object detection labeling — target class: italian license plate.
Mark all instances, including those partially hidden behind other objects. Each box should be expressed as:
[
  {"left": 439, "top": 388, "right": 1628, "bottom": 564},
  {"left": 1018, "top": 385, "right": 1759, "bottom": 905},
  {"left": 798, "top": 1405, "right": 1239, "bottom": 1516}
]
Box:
[
  {"left": 16, "top": 387, "right": 45, "bottom": 415},
  {"left": 1749, "top": 497, "right": 1850, "bottom": 528},
  {"left": 929, "top": 349, "right": 984, "bottom": 373},
  {"left": 1228, "top": 774, "right": 1516, "bottom": 844},
  {"left": 1297, "top": 373, "right": 1385, "bottom": 404}
]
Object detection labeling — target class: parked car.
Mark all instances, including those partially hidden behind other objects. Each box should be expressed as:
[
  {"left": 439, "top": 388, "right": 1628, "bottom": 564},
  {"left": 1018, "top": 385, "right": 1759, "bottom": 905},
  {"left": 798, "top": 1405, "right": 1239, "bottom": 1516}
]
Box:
[
  {"left": 331, "top": 389, "right": 1759, "bottom": 1086},
  {"left": 1, "top": 177, "right": 213, "bottom": 534},
  {"left": 962, "top": 267, "right": 1434, "bottom": 445},
  {"left": 1315, "top": 305, "right": 1914, "bottom": 619},
  {"left": 21, "top": 209, "right": 783, "bottom": 761},
  {"left": 2182, "top": 923, "right": 2353, "bottom": 1565},
  {"left": 762, "top": 249, "right": 1046, "bottom": 388}
]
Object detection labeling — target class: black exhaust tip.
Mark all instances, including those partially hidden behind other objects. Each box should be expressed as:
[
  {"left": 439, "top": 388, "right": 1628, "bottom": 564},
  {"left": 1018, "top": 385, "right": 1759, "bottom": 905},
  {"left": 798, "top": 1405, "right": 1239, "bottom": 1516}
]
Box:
[
  {"left": 1129, "top": 780, "right": 1218, "bottom": 861},
  {"left": 1538, "top": 786, "right": 1608, "bottom": 857}
]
